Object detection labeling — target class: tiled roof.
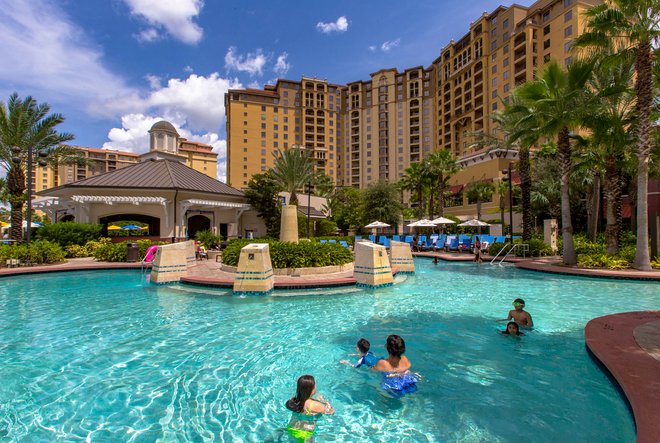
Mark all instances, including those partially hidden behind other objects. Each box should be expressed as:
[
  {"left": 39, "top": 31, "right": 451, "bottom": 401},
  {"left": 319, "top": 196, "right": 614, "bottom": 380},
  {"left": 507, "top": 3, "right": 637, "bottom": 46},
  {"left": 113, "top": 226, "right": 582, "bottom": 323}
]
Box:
[
  {"left": 298, "top": 205, "right": 326, "bottom": 218},
  {"left": 63, "top": 159, "right": 244, "bottom": 196}
]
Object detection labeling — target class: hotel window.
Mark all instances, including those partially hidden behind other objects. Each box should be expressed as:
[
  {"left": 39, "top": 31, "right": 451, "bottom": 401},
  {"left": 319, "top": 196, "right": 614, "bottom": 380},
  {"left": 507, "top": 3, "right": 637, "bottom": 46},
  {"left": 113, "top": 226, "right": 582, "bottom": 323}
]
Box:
[
  {"left": 261, "top": 123, "right": 266, "bottom": 129},
  {"left": 564, "top": 10, "right": 572, "bottom": 22},
  {"left": 492, "top": 103, "right": 498, "bottom": 111},
  {"left": 503, "top": 58, "right": 509, "bottom": 67},
  {"left": 544, "top": 25, "right": 550, "bottom": 35},
  {"left": 544, "top": 39, "right": 551, "bottom": 50},
  {"left": 504, "top": 83, "right": 510, "bottom": 93},
  {"left": 543, "top": 11, "right": 550, "bottom": 22},
  {"left": 564, "top": 0, "right": 572, "bottom": 6},
  {"left": 492, "top": 66, "right": 497, "bottom": 74},
  {"left": 564, "top": 41, "right": 573, "bottom": 53},
  {"left": 503, "top": 18, "right": 509, "bottom": 28},
  {"left": 503, "top": 71, "right": 509, "bottom": 80},
  {"left": 261, "top": 105, "right": 266, "bottom": 111},
  {"left": 564, "top": 26, "right": 573, "bottom": 37},
  {"left": 503, "top": 44, "right": 509, "bottom": 54},
  {"left": 491, "top": 40, "right": 497, "bottom": 50}
]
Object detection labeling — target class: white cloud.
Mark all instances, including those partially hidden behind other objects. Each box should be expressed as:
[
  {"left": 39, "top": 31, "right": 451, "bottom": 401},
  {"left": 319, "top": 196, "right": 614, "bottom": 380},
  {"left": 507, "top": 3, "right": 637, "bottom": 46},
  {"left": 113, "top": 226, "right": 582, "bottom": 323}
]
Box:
[
  {"left": 381, "top": 38, "right": 401, "bottom": 52},
  {"left": 135, "top": 27, "right": 160, "bottom": 43},
  {"left": 124, "top": 0, "right": 204, "bottom": 45},
  {"left": 273, "top": 52, "right": 291, "bottom": 76},
  {"left": 0, "top": 0, "right": 133, "bottom": 105},
  {"left": 368, "top": 45, "right": 376, "bottom": 52},
  {"left": 224, "top": 47, "right": 267, "bottom": 76},
  {"left": 183, "top": 65, "right": 194, "bottom": 73},
  {"left": 145, "top": 74, "right": 161, "bottom": 89},
  {"left": 316, "top": 16, "right": 348, "bottom": 34}
]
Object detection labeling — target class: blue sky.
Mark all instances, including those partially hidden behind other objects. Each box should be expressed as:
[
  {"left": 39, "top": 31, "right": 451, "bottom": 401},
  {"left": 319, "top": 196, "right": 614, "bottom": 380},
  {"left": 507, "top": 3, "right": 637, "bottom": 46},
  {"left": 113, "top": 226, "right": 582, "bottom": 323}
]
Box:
[{"left": 0, "top": 0, "right": 519, "bottom": 181}]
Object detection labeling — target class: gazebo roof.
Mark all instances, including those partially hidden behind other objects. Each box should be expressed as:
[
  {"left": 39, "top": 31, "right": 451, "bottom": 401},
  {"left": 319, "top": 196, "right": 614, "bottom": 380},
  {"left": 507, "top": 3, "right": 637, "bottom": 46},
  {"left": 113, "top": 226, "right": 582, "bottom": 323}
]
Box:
[{"left": 42, "top": 159, "right": 244, "bottom": 197}]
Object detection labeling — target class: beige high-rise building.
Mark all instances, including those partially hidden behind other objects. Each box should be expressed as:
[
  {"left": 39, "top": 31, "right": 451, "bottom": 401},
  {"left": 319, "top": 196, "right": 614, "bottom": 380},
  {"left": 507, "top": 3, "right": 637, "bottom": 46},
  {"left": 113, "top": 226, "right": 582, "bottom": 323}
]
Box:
[
  {"left": 225, "top": 0, "right": 601, "bottom": 220},
  {"left": 225, "top": 77, "right": 345, "bottom": 189}
]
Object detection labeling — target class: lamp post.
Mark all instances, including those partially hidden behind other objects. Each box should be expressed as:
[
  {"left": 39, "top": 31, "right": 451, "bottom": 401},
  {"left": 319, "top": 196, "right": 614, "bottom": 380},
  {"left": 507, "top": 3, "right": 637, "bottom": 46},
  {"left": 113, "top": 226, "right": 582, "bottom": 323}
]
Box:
[
  {"left": 501, "top": 162, "right": 514, "bottom": 244},
  {"left": 11, "top": 146, "right": 48, "bottom": 243},
  {"left": 305, "top": 182, "right": 313, "bottom": 238}
]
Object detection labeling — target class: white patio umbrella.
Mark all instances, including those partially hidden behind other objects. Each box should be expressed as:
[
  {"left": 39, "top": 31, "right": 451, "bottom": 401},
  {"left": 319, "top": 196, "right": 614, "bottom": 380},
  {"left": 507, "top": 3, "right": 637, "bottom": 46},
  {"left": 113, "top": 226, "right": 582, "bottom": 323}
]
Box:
[
  {"left": 407, "top": 219, "right": 438, "bottom": 228},
  {"left": 457, "top": 219, "right": 490, "bottom": 227},
  {"left": 431, "top": 217, "right": 456, "bottom": 225},
  {"left": 364, "top": 220, "right": 390, "bottom": 237}
]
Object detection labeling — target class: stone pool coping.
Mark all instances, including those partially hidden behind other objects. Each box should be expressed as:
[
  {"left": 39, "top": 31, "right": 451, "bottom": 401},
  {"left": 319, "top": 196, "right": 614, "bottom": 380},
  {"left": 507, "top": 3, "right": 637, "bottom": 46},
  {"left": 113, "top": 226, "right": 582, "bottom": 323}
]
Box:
[{"left": 585, "top": 311, "right": 660, "bottom": 443}]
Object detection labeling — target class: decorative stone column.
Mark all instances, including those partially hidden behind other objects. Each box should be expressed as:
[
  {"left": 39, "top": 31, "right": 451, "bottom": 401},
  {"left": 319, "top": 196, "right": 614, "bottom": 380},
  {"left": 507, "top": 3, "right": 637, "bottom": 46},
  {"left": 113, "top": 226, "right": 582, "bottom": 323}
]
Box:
[
  {"left": 233, "top": 243, "right": 274, "bottom": 295},
  {"left": 390, "top": 240, "right": 415, "bottom": 273},
  {"left": 151, "top": 241, "right": 195, "bottom": 283},
  {"left": 544, "top": 219, "right": 558, "bottom": 254},
  {"left": 354, "top": 241, "right": 393, "bottom": 288},
  {"left": 279, "top": 204, "right": 299, "bottom": 244}
]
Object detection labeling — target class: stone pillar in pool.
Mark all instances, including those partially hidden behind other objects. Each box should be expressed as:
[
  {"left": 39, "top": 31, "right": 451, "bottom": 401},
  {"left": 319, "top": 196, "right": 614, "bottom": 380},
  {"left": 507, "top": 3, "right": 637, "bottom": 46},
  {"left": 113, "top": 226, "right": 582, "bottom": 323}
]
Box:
[
  {"left": 390, "top": 240, "right": 415, "bottom": 273},
  {"left": 354, "top": 241, "right": 393, "bottom": 287},
  {"left": 279, "top": 204, "right": 299, "bottom": 244},
  {"left": 151, "top": 241, "right": 195, "bottom": 283},
  {"left": 233, "top": 243, "right": 274, "bottom": 295}
]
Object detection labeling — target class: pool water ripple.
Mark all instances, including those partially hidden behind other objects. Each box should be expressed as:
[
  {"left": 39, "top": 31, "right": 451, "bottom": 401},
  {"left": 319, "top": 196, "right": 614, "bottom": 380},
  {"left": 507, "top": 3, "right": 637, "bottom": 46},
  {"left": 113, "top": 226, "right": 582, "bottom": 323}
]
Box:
[{"left": 0, "top": 264, "right": 658, "bottom": 441}]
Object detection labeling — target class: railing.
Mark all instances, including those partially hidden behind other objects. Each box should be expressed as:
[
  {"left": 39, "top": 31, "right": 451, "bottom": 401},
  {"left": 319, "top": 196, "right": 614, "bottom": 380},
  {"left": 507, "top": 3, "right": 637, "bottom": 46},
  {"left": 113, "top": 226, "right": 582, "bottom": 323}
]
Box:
[{"left": 490, "top": 243, "right": 529, "bottom": 265}]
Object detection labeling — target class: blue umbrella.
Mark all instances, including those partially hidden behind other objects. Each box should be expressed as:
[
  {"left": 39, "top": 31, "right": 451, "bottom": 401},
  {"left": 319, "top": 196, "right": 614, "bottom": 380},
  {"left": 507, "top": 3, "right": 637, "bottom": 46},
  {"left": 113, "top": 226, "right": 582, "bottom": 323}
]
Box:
[{"left": 121, "top": 224, "right": 142, "bottom": 230}]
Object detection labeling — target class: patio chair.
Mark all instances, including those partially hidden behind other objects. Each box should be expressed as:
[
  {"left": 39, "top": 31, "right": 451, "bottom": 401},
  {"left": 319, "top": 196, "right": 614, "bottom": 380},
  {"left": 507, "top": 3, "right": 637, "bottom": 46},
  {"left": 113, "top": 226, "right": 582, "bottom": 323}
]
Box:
[
  {"left": 355, "top": 235, "right": 362, "bottom": 241},
  {"left": 434, "top": 234, "right": 446, "bottom": 251},
  {"left": 392, "top": 235, "right": 401, "bottom": 242},
  {"left": 368, "top": 235, "right": 376, "bottom": 243},
  {"left": 495, "top": 236, "right": 507, "bottom": 243},
  {"left": 404, "top": 236, "right": 414, "bottom": 248},
  {"left": 320, "top": 239, "right": 327, "bottom": 244},
  {"left": 340, "top": 240, "right": 350, "bottom": 248},
  {"left": 328, "top": 239, "right": 337, "bottom": 244},
  {"left": 378, "top": 235, "right": 388, "bottom": 246},
  {"left": 459, "top": 238, "right": 472, "bottom": 253},
  {"left": 447, "top": 237, "right": 459, "bottom": 252}
]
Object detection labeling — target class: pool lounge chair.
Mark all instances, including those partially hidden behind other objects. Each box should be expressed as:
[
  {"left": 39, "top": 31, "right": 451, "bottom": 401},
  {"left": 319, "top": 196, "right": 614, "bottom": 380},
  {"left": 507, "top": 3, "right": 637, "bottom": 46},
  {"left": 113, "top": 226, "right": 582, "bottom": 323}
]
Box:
[
  {"left": 447, "top": 237, "right": 459, "bottom": 252},
  {"left": 459, "top": 238, "right": 472, "bottom": 253},
  {"left": 340, "top": 240, "right": 350, "bottom": 248}
]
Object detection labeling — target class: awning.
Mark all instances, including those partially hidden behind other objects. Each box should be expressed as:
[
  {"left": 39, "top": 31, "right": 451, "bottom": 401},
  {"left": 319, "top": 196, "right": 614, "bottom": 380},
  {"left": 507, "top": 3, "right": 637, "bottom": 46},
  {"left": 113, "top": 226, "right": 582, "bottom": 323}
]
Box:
[
  {"left": 180, "top": 199, "right": 251, "bottom": 209},
  {"left": 447, "top": 184, "right": 464, "bottom": 194},
  {"left": 298, "top": 205, "right": 327, "bottom": 219},
  {"left": 71, "top": 195, "right": 167, "bottom": 206}
]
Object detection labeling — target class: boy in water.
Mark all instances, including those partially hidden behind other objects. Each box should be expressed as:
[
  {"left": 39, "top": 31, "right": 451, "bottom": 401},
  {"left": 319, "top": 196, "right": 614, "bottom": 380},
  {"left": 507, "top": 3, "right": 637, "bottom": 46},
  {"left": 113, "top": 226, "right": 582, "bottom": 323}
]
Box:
[
  {"left": 340, "top": 338, "right": 380, "bottom": 368},
  {"left": 498, "top": 298, "right": 533, "bottom": 328}
]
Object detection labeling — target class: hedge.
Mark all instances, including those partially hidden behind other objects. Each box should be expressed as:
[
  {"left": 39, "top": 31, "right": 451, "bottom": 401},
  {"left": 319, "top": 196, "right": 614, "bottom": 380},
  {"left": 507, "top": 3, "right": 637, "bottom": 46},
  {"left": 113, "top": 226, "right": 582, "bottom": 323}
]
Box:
[
  {"left": 93, "top": 239, "right": 164, "bottom": 262},
  {"left": 35, "top": 222, "right": 103, "bottom": 247},
  {"left": 0, "top": 240, "right": 66, "bottom": 265},
  {"left": 222, "top": 238, "right": 353, "bottom": 268}
]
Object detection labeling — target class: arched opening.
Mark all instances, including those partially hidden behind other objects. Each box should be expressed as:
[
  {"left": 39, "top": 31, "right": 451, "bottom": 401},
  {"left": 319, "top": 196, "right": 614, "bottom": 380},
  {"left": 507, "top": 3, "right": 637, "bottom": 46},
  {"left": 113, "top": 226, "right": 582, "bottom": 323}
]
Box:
[
  {"left": 187, "top": 214, "right": 211, "bottom": 240},
  {"left": 59, "top": 214, "right": 75, "bottom": 222},
  {"left": 99, "top": 214, "right": 160, "bottom": 237}
]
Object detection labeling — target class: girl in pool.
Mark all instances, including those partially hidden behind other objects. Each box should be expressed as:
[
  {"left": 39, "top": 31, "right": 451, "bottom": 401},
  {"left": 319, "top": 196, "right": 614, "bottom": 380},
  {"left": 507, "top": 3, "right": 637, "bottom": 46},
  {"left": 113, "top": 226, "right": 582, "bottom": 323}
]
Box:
[
  {"left": 501, "top": 321, "right": 525, "bottom": 336},
  {"left": 285, "top": 375, "right": 334, "bottom": 442},
  {"left": 373, "top": 335, "right": 419, "bottom": 398}
]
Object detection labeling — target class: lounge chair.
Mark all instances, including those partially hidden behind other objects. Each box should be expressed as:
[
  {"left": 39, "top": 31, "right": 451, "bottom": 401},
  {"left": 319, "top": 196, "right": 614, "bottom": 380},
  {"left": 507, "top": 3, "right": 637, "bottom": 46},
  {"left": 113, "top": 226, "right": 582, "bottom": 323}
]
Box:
[
  {"left": 340, "top": 240, "right": 350, "bottom": 248},
  {"left": 320, "top": 239, "right": 327, "bottom": 244},
  {"left": 434, "top": 234, "right": 447, "bottom": 251},
  {"left": 368, "top": 235, "right": 376, "bottom": 243},
  {"left": 404, "top": 236, "right": 414, "bottom": 248},
  {"left": 459, "top": 238, "right": 472, "bottom": 253},
  {"left": 392, "top": 235, "right": 401, "bottom": 242},
  {"left": 355, "top": 235, "right": 362, "bottom": 241},
  {"left": 328, "top": 239, "right": 337, "bottom": 244},
  {"left": 495, "top": 236, "right": 507, "bottom": 243}
]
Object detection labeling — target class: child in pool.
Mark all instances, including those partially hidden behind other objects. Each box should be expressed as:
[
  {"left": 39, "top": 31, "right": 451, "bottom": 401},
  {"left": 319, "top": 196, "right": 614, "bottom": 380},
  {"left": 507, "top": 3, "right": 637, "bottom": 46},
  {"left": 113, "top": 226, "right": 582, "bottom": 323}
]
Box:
[
  {"left": 285, "top": 375, "right": 334, "bottom": 442},
  {"left": 501, "top": 321, "right": 525, "bottom": 336},
  {"left": 498, "top": 298, "right": 533, "bottom": 327},
  {"left": 373, "top": 335, "right": 419, "bottom": 397},
  {"left": 340, "top": 338, "right": 380, "bottom": 368}
]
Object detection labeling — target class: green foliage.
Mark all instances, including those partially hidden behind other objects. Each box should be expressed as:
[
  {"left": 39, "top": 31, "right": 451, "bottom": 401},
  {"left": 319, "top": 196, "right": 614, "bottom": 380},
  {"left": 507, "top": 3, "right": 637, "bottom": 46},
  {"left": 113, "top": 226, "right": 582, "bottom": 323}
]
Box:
[
  {"left": 270, "top": 146, "right": 314, "bottom": 205},
  {"left": 93, "top": 239, "right": 163, "bottom": 262},
  {"left": 361, "top": 182, "right": 402, "bottom": 227},
  {"left": 0, "top": 240, "right": 65, "bottom": 265},
  {"left": 487, "top": 237, "right": 553, "bottom": 257},
  {"left": 298, "top": 214, "right": 309, "bottom": 238},
  {"left": 243, "top": 171, "right": 282, "bottom": 237},
  {"left": 488, "top": 242, "right": 509, "bottom": 256},
  {"left": 222, "top": 238, "right": 353, "bottom": 268},
  {"left": 64, "top": 237, "right": 112, "bottom": 258},
  {"left": 651, "top": 256, "right": 660, "bottom": 269},
  {"left": 577, "top": 253, "right": 631, "bottom": 270},
  {"left": 195, "top": 230, "right": 221, "bottom": 249},
  {"left": 35, "top": 222, "right": 102, "bottom": 247},
  {"left": 316, "top": 219, "right": 338, "bottom": 237},
  {"left": 328, "top": 187, "right": 363, "bottom": 233}
]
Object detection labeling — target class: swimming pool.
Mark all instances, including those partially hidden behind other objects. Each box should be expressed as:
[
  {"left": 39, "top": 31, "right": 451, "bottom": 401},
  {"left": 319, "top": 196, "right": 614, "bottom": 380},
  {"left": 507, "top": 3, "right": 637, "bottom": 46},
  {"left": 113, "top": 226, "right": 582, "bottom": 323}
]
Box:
[{"left": 0, "top": 260, "right": 657, "bottom": 442}]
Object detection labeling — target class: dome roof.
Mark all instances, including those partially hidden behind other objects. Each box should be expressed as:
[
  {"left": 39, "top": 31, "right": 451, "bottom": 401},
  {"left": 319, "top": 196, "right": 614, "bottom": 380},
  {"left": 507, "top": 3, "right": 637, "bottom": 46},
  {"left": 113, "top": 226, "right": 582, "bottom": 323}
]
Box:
[{"left": 150, "top": 120, "right": 178, "bottom": 134}]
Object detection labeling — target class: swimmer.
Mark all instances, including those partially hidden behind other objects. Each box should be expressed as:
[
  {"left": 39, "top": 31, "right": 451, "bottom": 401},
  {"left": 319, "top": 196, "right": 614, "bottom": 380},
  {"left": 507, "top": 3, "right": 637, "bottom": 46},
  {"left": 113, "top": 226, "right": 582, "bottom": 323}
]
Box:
[
  {"left": 285, "top": 375, "right": 334, "bottom": 442},
  {"left": 340, "top": 338, "right": 380, "bottom": 368},
  {"left": 498, "top": 298, "right": 533, "bottom": 328},
  {"left": 500, "top": 321, "right": 525, "bottom": 336},
  {"left": 373, "top": 335, "right": 419, "bottom": 398},
  {"left": 433, "top": 256, "right": 439, "bottom": 264}
]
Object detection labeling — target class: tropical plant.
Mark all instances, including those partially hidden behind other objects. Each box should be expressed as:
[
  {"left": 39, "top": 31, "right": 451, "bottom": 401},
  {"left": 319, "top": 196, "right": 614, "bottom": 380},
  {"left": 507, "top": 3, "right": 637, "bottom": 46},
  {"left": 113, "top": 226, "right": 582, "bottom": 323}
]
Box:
[
  {"left": 328, "top": 186, "right": 362, "bottom": 234},
  {"left": 35, "top": 222, "right": 103, "bottom": 247},
  {"left": 361, "top": 182, "right": 403, "bottom": 228},
  {"left": 243, "top": 171, "right": 282, "bottom": 237},
  {"left": 194, "top": 229, "right": 222, "bottom": 249},
  {"left": 270, "top": 145, "right": 314, "bottom": 205},
  {"left": 222, "top": 238, "right": 353, "bottom": 268},
  {"left": 0, "top": 93, "right": 78, "bottom": 241},
  {"left": 398, "top": 161, "right": 428, "bottom": 219},
  {"left": 426, "top": 149, "right": 461, "bottom": 217},
  {"left": 574, "top": 0, "right": 660, "bottom": 270},
  {"left": 513, "top": 60, "right": 594, "bottom": 265},
  {"left": 465, "top": 181, "right": 495, "bottom": 234}
]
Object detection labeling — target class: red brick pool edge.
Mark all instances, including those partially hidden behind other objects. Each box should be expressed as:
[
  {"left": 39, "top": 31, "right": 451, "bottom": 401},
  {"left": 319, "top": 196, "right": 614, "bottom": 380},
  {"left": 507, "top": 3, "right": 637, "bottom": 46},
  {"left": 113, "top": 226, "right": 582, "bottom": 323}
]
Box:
[{"left": 584, "top": 311, "right": 660, "bottom": 443}]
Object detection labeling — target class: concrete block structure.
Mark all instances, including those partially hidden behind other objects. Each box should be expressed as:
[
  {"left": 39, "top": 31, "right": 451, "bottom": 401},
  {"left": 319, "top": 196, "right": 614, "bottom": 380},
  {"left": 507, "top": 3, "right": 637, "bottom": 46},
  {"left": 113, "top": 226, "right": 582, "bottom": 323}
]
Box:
[
  {"left": 390, "top": 240, "right": 415, "bottom": 273},
  {"left": 279, "top": 205, "right": 299, "bottom": 243},
  {"left": 233, "top": 243, "right": 274, "bottom": 295},
  {"left": 151, "top": 242, "right": 192, "bottom": 284},
  {"left": 354, "top": 242, "right": 394, "bottom": 288}
]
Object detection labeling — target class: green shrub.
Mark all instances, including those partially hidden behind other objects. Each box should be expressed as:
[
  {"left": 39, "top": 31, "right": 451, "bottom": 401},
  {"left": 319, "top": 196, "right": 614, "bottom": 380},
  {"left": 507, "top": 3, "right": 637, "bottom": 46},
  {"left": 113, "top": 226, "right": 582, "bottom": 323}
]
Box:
[
  {"left": 577, "top": 252, "right": 631, "bottom": 270},
  {"left": 35, "top": 222, "right": 103, "bottom": 247},
  {"left": 316, "top": 219, "right": 338, "bottom": 237},
  {"left": 0, "top": 240, "right": 65, "bottom": 265},
  {"left": 195, "top": 230, "right": 222, "bottom": 249},
  {"left": 651, "top": 255, "right": 660, "bottom": 269},
  {"left": 488, "top": 242, "right": 509, "bottom": 256},
  {"left": 92, "top": 239, "right": 165, "bottom": 262},
  {"left": 64, "top": 237, "right": 113, "bottom": 258},
  {"left": 521, "top": 238, "right": 553, "bottom": 257},
  {"left": 222, "top": 238, "right": 353, "bottom": 268}
]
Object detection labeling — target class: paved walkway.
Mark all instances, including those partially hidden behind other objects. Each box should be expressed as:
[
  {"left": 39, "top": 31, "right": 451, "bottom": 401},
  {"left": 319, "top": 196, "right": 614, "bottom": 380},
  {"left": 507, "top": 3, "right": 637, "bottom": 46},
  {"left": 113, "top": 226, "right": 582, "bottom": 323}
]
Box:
[
  {"left": 585, "top": 311, "right": 660, "bottom": 443},
  {"left": 0, "top": 257, "right": 147, "bottom": 278}
]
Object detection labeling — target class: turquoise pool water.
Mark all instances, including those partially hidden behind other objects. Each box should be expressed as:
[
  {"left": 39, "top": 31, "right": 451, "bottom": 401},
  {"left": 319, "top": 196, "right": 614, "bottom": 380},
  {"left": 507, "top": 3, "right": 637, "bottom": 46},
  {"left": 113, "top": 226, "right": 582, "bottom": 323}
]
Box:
[{"left": 0, "top": 260, "right": 658, "bottom": 442}]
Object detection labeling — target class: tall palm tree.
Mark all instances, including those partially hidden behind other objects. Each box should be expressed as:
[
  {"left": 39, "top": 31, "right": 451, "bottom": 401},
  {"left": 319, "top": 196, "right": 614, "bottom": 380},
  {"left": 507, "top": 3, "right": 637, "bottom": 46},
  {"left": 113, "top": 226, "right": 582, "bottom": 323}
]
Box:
[
  {"left": 0, "top": 93, "right": 75, "bottom": 240},
  {"left": 575, "top": 0, "right": 660, "bottom": 270},
  {"left": 514, "top": 60, "right": 594, "bottom": 265},
  {"left": 399, "top": 162, "right": 428, "bottom": 219},
  {"left": 270, "top": 145, "right": 313, "bottom": 206},
  {"left": 426, "top": 149, "right": 461, "bottom": 217},
  {"left": 465, "top": 181, "right": 496, "bottom": 234}
]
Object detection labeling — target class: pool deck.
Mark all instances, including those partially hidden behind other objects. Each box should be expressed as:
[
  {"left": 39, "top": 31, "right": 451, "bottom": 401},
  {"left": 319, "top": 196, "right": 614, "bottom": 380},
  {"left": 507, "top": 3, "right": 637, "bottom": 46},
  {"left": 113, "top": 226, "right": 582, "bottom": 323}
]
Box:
[{"left": 585, "top": 311, "right": 660, "bottom": 443}]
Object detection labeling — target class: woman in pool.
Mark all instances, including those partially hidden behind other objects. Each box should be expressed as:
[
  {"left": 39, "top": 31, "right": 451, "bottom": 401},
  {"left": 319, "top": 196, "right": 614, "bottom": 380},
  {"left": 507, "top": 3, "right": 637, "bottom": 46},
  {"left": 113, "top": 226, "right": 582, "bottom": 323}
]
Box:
[
  {"left": 373, "top": 335, "right": 419, "bottom": 398},
  {"left": 501, "top": 321, "right": 525, "bottom": 336},
  {"left": 285, "top": 375, "right": 334, "bottom": 442}
]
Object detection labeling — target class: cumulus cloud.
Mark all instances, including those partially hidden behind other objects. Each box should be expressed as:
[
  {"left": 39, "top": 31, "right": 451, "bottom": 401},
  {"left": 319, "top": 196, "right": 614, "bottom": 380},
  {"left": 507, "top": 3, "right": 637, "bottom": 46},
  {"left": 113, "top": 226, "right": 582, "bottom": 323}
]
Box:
[
  {"left": 368, "top": 45, "right": 376, "bottom": 52},
  {"left": 135, "top": 27, "right": 159, "bottom": 43},
  {"left": 316, "top": 16, "right": 348, "bottom": 34},
  {"left": 224, "top": 47, "right": 267, "bottom": 76},
  {"left": 124, "top": 0, "right": 204, "bottom": 45},
  {"left": 380, "top": 38, "right": 401, "bottom": 52},
  {"left": 273, "top": 52, "right": 291, "bottom": 76}
]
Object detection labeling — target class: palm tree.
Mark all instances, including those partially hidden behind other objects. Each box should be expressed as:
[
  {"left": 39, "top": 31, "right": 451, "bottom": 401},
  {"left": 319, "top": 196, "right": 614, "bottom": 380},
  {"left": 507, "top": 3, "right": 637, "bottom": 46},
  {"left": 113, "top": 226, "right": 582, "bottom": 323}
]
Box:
[
  {"left": 466, "top": 181, "right": 496, "bottom": 234},
  {"left": 426, "top": 149, "right": 461, "bottom": 217},
  {"left": 0, "top": 93, "right": 75, "bottom": 241},
  {"left": 398, "top": 162, "right": 428, "bottom": 219},
  {"left": 574, "top": 0, "right": 660, "bottom": 270},
  {"left": 270, "top": 145, "right": 313, "bottom": 206},
  {"left": 514, "top": 60, "right": 594, "bottom": 265}
]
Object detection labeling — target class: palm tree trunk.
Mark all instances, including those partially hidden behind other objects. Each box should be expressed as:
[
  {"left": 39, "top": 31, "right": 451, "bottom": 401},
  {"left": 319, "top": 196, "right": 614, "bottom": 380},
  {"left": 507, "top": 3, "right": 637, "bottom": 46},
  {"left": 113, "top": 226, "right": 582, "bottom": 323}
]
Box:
[
  {"left": 633, "top": 40, "right": 653, "bottom": 271},
  {"left": 477, "top": 200, "right": 483, "bottom": 235},
  {"left": 587, "top": 171, "right": 601, "bottom": 243},
  {"left": 437, "top": 175, "right": 445, "bottom": 217},
  {"left": 7, "top": 166, "right": 26, "bottom": 241},
  {"left": 518, "top": 147, "right": 533, "bottom": 241},
  {"left": 417, "top": 187, "right": 423, "bottom": 219},
  {"left": 558, "top": 127, "right": 576, "bottom": 265},
  {"left": 604, "top": 156, "right": 620, "bottom": 254}
]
